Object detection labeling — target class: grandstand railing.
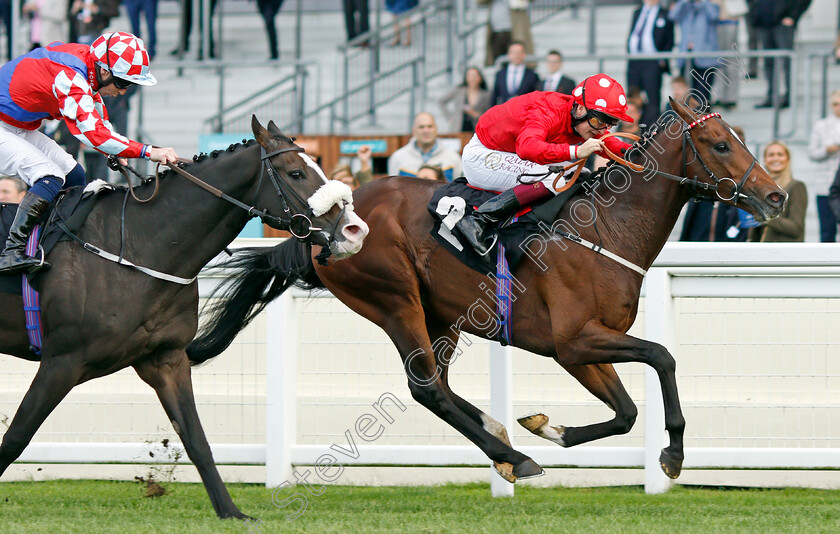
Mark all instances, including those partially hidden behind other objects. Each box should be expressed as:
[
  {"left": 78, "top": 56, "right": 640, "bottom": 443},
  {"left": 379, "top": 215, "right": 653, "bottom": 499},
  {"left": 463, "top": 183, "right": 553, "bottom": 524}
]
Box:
[{"left": 6, "top": 242, "right": 839, "bottom": 497}]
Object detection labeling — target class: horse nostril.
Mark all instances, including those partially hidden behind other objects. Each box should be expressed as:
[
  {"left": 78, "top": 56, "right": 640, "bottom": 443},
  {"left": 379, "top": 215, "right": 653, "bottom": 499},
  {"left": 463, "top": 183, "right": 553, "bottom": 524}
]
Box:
[
  {"left": 766, "top": 192, "right": 785, "bottom": 207},
  {"left": 342, "top": 224, "right": 362, "bottom": 241}
]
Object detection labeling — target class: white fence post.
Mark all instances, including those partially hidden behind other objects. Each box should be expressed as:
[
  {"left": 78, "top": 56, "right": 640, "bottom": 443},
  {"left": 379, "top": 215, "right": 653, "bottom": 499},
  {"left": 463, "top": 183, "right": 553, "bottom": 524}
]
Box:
[
  {"left": 265, "top": 291, "right": 297, "bottom": 487},
  {"left": 643, "top": 268, "right": 675, "bottom": 494},
  {"left": 489, "top": 341, "right": 515, "bottom": 497}
]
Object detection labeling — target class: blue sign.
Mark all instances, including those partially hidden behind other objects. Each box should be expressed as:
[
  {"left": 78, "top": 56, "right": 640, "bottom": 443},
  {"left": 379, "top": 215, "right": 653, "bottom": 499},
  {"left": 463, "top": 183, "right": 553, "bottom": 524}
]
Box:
[
  {"left": 198, "top": 132, "right": 262, "bottom": 238},
  {"left": 340, "top": 139, "right": 387, "bottom": 154}
]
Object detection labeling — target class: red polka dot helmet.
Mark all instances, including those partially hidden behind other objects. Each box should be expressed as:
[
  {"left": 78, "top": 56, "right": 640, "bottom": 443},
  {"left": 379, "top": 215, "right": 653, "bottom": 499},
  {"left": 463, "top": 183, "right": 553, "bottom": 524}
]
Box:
[
  {"left": 90, "top": 31, "right": 156, "bottom": 87},
  {"left": 572, "top": 74, "right": 634, "bottom": 123}
]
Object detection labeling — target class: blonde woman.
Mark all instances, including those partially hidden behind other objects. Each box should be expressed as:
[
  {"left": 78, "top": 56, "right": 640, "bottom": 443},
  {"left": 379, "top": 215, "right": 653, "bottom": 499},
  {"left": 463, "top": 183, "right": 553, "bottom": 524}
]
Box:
[{"left": 749, "top": 141, "right": 808, "bottom": 242}]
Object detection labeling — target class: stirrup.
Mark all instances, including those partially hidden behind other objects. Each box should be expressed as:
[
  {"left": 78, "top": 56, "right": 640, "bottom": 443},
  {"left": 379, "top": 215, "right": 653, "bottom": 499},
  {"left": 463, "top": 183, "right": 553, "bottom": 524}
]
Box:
[{"left": 477, "top": 234, "right": 498, "bottom": 257}]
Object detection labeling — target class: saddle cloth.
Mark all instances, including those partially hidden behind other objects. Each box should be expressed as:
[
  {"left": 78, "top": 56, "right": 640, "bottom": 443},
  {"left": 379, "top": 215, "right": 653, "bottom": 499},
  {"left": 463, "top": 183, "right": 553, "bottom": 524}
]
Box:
[
  {"left": 427, "top": 177, "right": 584, "bottom": 274},
  {"left": 0, "top": 181, "right": 117, "bottom": 295}
]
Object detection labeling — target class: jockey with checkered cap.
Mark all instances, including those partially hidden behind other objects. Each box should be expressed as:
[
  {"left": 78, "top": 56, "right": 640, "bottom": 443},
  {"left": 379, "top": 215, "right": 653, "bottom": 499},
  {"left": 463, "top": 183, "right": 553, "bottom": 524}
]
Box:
[{"left": 0, "top": 31, "right": 178, "bottom": 275}]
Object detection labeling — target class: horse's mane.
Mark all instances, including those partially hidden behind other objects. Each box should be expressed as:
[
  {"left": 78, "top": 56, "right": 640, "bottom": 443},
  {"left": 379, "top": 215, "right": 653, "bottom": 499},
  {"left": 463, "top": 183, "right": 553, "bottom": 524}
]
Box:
[{"left": 134, "top": 139, "right": 259, "bottom": 186}]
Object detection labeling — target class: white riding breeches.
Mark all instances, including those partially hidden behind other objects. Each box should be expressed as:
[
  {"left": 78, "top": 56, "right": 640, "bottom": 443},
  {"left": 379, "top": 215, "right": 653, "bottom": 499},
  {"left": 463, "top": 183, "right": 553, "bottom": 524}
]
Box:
[
  {"left": 0, "top": 121, "right": 77, "bottom": 186},
  {"left": 461, "top": 134, "right": 573, "bottom": 193}
]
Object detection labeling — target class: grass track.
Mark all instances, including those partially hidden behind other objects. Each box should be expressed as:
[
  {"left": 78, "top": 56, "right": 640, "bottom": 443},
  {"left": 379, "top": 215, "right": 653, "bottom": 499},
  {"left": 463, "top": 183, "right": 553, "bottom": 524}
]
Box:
[{"left": 0, "top": 480, "right": 838, "bottom": 533}]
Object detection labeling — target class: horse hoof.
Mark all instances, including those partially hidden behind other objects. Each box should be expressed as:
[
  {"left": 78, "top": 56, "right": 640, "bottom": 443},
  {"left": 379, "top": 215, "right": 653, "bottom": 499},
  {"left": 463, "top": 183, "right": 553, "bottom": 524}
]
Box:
[
  {"left": 513, "top": 458, "right": 545, "bottom": 480},
  {"left": 517, "top": 413, "right": 548, "bottom": 433},
  {"left": 659, "top": 450, "right": 683, "bottom": 479},
  {"left": 493, "top": 461, "right": 517, "bottom": 483}
]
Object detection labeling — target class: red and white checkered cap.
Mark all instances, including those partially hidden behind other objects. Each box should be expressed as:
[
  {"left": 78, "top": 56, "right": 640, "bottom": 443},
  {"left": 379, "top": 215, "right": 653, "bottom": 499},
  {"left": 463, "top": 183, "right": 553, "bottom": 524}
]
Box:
[{"left": 90, "top": 31, "right": 157, "bottom": 86}]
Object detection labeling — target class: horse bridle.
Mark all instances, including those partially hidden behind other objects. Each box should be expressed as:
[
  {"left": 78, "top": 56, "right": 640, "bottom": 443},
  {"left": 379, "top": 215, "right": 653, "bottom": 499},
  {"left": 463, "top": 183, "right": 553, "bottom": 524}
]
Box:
[
  {"left": 120, "top": 143, "right": 346, "bottom": 249},
  {"left": 626, "top": 112, "right": 756, "bottom": 203}
]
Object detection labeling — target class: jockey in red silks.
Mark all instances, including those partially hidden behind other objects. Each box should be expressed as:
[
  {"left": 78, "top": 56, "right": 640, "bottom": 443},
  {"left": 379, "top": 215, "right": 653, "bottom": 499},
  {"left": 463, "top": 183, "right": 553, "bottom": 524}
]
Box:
[
  {"left": 458, "top": 74, "right": 635, "bottom": 255},
  {"left": 0, "top": 31, "right": 179, "bottom": 275}
]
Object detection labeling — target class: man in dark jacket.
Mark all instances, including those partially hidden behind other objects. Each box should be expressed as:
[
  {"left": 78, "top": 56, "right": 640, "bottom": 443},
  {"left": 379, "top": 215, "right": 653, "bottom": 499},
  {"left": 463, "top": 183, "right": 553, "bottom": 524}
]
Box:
[
  {"left": 490, "top": 41, "right": 539, "bottom": 106},
  {"left": 627, "top": 0, "right": 675, "bottom": 127},
  {"left": 749, "top": 0, "right": 812, "bottom": 108}
]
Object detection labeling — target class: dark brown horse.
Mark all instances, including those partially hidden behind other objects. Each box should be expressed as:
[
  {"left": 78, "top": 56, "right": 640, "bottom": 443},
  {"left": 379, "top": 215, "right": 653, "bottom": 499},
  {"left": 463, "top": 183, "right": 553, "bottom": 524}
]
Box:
[
  {"left": 0, "top": 117, "right": 367, "bottom": 518},
  {"left": 188, "top": 100, "right": 785, "bottom": 482}
]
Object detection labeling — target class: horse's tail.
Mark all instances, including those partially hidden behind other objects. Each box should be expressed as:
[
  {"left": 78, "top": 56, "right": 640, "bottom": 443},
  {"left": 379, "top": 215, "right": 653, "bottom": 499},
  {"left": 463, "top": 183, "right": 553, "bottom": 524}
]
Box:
[{"left": 187, "top": 239, "right": 322, "bottom": 365}]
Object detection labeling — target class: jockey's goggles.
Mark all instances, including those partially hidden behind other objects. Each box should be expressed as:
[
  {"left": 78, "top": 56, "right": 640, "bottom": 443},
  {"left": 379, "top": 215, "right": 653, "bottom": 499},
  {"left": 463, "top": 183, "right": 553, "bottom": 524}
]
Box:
[
  {"left": 584, "top": 110, "right": 619, "bottom": 130},
  {"left": 111, "top": 76, "right": 136, "bottom": 90}
]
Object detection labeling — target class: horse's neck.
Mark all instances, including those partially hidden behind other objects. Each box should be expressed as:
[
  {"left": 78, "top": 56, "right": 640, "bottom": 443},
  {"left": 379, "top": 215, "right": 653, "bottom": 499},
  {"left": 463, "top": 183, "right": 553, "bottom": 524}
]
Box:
[
  {"left": 126, "top": 146, "right": 261, "bottom": 274},
  {"left": 597, "top": 134, "right": 689, "bottom": 270}
]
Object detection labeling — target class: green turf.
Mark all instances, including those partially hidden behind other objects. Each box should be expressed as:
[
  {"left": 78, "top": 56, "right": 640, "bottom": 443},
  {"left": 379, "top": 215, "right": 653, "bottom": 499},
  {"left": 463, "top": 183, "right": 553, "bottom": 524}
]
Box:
[{"left": 0, "top": 480, "right": 838, "bottom": 533}]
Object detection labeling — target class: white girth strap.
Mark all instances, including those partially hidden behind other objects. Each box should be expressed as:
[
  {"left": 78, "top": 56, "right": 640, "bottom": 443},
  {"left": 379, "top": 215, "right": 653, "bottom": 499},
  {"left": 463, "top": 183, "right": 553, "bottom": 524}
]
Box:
[
  {"left": 553, "top": 232, "right": 647, "bottom": 277},
  {"left": 82, "top": 243, "right": 198, "bottom": 285}
]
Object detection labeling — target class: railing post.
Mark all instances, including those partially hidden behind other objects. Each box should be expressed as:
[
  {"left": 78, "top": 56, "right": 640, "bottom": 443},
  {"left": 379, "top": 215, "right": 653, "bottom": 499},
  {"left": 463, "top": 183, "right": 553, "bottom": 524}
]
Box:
[
  {"left": 643, "top": 267, "right": 674, "bottom": 494},
  {"left": 265, "top": 291, "right": 297, "bottom": 487},
  {"left": 216, "top": 66, "right": 224, "bottom": 133},
  {"left": 489, "top": 341, "right": 514, "bottom": 497},
  {"left": 587, "top": 0, "right": 597, "bottom": 55}
]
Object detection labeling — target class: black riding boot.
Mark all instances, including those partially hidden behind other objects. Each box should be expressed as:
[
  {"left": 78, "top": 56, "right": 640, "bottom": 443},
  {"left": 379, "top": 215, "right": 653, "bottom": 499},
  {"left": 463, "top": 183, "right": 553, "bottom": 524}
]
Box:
[
  {"left": 456, "top": 189, "right": 524, "bottom": 256},
  {"left": 0, "top": 191, "right": 51, "bottom": 275}
]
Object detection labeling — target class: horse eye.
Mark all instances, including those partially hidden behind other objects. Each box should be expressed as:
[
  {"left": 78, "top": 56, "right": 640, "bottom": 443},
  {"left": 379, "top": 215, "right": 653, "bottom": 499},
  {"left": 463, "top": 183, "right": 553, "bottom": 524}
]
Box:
[
  {"left": 290, "top": 170, "right": 305, "bottom": 180},
  {"left": 715, "top": 142, "right": 729, "bottom": 153}
]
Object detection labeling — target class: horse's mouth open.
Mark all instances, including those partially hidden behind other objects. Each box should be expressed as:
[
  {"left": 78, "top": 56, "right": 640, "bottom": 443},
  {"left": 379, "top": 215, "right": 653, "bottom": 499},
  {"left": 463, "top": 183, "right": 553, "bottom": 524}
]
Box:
[
  {"left": 739, "top": 189, "right": 787, "bottom": 223},
  {"left": 328, "top": 210, "right": 369, "bottom": 259}
]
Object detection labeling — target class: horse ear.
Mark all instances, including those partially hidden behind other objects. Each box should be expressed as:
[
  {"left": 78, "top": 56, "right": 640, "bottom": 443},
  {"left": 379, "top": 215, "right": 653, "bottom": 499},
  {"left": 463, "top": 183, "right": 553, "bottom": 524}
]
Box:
[
  {"left": 251, "top": 115, "right": 274, "bottom": 147},
  {"left": 669, "top": 96, "right": 698, "bottom": 125},
  {"left": 266, "top": 120, "right": 285, "bottom": 138}
]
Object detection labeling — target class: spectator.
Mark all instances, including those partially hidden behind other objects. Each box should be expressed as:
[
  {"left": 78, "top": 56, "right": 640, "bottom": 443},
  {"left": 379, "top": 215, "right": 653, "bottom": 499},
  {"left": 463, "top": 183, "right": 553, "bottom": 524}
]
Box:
[
  {"left": 21, "top": 0, "right": 66, "bottom": 50},
  {"left": 711, "top": 0, "right": 747, "bottom": 110},
  {"left": 749, "top": 0, "right": 812, "bottom": 109},
  {"left": 806, "top": 89, "right": 840, "bottom": 242},
  {"left": 355, "top": 144, "right": 373, "bottom": 185},
  {"left": 663, "top": 75, "right": 691, "bottom": 112},
  {"left": 170, "top": 0, "right": 218, "bottom": 59},
  {"left": 669, "top": 0, "right": 720, "bottom": 109},
  {"left": 343, "top": 0, "right": 369, "bottom": 44},
  {"left": 541, "top": 50, "right": 576, "bottom": 94},
  {"left": 748, "top": 141, "right": 807, "bottom": 242},
  {"left": 627, "top": 0, "right": 674, "bottom": 128},
  {"left": 331, "top": 145, "right": 373, "bottom": 189},
  {"left": 0, "top": 0, "right": 10, "bottom": 61},
  {"left": 484, "top": 0, "right": 512, "bottom": 67},
  {"left": 388, "top": 112, "right": 462, "bottom": 181},
  {"left": 257, "top": 0, "right": 285, "bottom": 59},
  {"left": 509, "top": 0, "right": 535, "bottom": 66},
  {"left": 416, "top": 164, "right": 445, "bottom": 182},
  {"left": 330, "top": 164, "right": 359, "bottom": 190},
  {"left": 437, "top": 66, "right": 491, "bottom": 134},
  {"left": 834, "top": 31, "right": 840, "bottom": 64},
  {"left": 70, "top": 0, "right": 120, "bottom": 46},
  {"left": 124, "top": 0, "right": 159, "bottom": 59},
  {"left": 385, "top": 0, "right": 417, "bottom": 47},
  {"left": 490, "top": 41, "right": 539, "bottom": 106},
  {"left": 0, "top": 176, "right": 27, "bottom": 203}
]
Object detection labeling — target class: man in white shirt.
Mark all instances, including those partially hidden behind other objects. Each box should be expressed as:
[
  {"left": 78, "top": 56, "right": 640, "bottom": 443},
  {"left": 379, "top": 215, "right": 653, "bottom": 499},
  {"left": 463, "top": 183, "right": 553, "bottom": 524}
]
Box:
[
  {"left": 541, "top": 50, "right": 576, "bottom": 95},
  {"left": 626, "top": 0, "right": 674, "bottom": 126}
]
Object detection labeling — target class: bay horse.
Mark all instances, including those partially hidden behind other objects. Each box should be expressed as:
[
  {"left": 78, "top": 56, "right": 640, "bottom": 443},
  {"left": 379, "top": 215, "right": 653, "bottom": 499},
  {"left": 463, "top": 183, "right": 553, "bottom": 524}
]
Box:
[
  {"left": 188, "top": 100, "right": 786, "bottom": 482},
  {"left": 0, "top": 116, "right": 367, "bottom": 518}
]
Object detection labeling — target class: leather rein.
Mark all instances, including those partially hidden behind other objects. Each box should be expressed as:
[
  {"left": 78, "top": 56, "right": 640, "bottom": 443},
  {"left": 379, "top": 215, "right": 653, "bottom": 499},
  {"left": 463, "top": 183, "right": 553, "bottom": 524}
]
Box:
[
  {"left": 112, "top": 144, "right": 337, "bottom": 242},
  {"left": 528, "top": 112, "right": 756, "bottom": 204}
]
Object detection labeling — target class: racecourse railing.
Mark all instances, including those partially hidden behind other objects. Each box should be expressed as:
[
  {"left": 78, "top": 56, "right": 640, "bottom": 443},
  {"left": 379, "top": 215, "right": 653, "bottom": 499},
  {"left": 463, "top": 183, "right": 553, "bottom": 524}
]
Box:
[{"left": 3, "top": 242, "right": 839, "bottom": 496}]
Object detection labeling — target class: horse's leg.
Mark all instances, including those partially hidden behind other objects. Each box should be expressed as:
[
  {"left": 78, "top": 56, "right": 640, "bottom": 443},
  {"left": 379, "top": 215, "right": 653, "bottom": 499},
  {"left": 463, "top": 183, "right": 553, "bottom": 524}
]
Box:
[
  {"left": 0, "top": 358, "right": 84, "bottom": 475},
  {"left": 518, "top": 363, "right": 638, "bottom": 448},
  {"left": 426, "top": 316, "right": 542, "bottom": 482},
  {"left": 133, "top": 351, "right": 247, "bottom": 519},
  {"left": 546, "top": 320, "right": 685, "bottom": 479},
  {"left": 385, "top": 310, "right": 541, "bottom": 480}
]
